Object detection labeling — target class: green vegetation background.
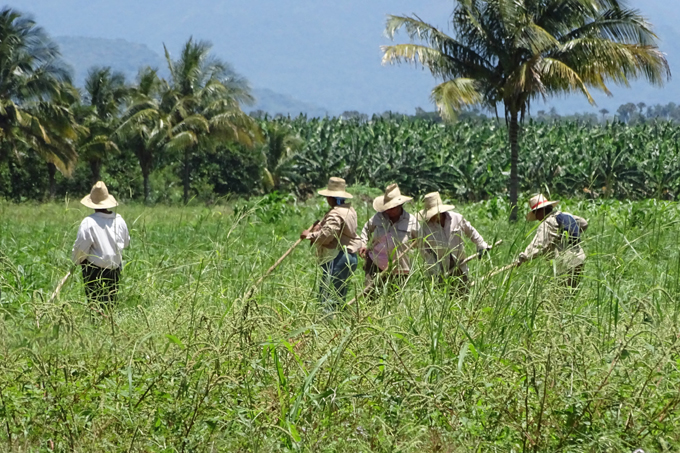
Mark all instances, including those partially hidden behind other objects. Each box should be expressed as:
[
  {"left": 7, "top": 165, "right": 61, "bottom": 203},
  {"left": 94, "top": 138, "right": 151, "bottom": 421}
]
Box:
[{"left": 5, "top": 117, "right": 680, "bottom": 205}]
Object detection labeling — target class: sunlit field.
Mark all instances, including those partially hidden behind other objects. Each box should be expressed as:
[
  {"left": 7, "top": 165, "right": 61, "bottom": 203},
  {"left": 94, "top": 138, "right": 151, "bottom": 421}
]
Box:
[{"left": 2, "top": 192, "right": 680, "bottom": 452}]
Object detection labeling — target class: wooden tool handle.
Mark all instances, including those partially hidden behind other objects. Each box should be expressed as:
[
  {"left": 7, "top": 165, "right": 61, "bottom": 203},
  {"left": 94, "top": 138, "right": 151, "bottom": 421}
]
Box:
[
  {"left": 470, "top": 261, "right": 520, "bottom": 287},
  {"left": 242, "top": 221, "right": 317, "bottom": 301},
  {"left": 461, "top": 239, "right": 503, "bottom": 266},
  {"left": 48, "top": 270, "right": 72, "bottom": 304}
]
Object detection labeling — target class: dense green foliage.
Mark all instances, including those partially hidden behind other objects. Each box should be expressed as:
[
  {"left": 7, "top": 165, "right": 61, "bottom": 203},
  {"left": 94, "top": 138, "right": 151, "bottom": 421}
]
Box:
[
  {"left": 282, "top": 117, "right": 680, "bottom": 201},
  {"left": 0, "top": 7, "right": 259, "bottom": 206},
  {"left": 2, "top": 195, "right": 680, "bottom": 451},
  {"left": 0, "top": 6, "right": 676, "bottom": 211},
  {"left": 6, "top": 114, "right": 680, "bottom": 204}
]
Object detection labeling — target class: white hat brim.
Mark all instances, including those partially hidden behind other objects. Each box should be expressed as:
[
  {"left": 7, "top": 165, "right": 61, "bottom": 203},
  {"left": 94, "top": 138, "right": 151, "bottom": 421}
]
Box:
[
  {"left": 318, "top": 189, "right": 353, "bottom": 199},
  {"left": 419, "top": 204, "right": 455, "bottom": 221},
  {"left": 373, "top": 194, "right": 412, "bottom": 212},
  {"left": 81, "top": 194, "right": 118, "bottom": 210},
  {"left": 526, "top": 200, "right": 559, "bottom": 221}
]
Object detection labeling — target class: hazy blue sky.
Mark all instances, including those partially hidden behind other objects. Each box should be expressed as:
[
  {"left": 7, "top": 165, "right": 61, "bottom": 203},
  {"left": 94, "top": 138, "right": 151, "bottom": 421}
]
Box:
[{"left": 11, "top": 0, "right": 678, "bottom": 115}]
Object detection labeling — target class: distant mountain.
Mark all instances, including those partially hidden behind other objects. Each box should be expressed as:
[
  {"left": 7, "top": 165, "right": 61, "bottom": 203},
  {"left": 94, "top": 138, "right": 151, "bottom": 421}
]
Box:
[
  {"left": 54, "top": 36, "right": 328, "bottom": 117},
  {"left": 55, "top": 36, "right": 165, "bottom": 86},
  {"left": 251, "top": 88, "right": 328, "bottom": 118}
]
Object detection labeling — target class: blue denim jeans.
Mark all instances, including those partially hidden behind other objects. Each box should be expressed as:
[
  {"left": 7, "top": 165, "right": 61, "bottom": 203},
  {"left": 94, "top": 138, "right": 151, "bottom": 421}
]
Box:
[{"left": 320, "top": 250, "right": 358, "bottom": 311}]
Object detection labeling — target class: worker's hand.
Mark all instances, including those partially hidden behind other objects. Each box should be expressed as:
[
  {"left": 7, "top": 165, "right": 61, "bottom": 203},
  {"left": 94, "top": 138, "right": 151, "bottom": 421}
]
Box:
[
  {"left": 300, "top": 230, "right": 311, "bottom": 240},
  {"left": 358, "top": 247, "right": 368, "bottom": 259},
  {"left": 477, "top": 246, "right": 491, "bottom": 260},
  {"left": 517, "top": 253, "right": 528, "bottom": 265}
]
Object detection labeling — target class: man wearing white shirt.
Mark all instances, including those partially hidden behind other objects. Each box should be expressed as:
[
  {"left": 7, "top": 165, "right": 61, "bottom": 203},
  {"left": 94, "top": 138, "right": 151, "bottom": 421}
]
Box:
[
  {"left": 418, "top": 192, "right": 490, "bottom": 290},
  {"left": 72, "top": 181, "right": 130, "bottom": 306}
]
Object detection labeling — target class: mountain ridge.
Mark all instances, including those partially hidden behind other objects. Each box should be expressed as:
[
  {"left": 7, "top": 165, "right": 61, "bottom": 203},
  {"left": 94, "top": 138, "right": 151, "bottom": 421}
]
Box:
[{"left": 54, "top": 36, "right": 328, "bottom": 117}]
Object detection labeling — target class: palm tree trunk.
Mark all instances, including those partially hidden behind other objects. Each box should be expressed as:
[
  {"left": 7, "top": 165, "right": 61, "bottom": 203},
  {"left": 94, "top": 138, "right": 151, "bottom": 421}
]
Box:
[
  {"left": 183, "top": 149, "right": 190, "bottom": 205},
  {"left": 508, "top": 109, "right": 520, "bottom": 222},
  {"left": 47, "top": 162, "right": 56, "bottom": 200},
  {"left": 143, "top": 168, "right": 150, "bottom": 203},
  {"left": 90, "top": 159, "right": 102, "bottom": 185}
]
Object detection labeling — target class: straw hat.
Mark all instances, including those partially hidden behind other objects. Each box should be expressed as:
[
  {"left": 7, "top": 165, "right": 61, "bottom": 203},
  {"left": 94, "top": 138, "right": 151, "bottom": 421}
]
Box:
[
  {"left": 373, "top": 183, "right": 412, "bottom": 212},
  {"left": 81, "top": 181, "right": 118, "bottom": 209},
  {"left": 419, "top": 192, "right": 455, "bottom": 221},
  {"left": 318, "top": 177, "right": 353, "bottom": 199},
  {"left": 526, "top": 193, "right": 559, "bottom": 221}
]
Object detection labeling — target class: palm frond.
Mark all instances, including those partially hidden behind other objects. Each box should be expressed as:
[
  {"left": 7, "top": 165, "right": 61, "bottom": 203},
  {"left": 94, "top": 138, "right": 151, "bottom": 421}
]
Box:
[
  {"left": 165, "top": 130, "right": 198, "bottom": 153},
  {"left": 431, "top": 78, "right": 484, "bottom": 121}
]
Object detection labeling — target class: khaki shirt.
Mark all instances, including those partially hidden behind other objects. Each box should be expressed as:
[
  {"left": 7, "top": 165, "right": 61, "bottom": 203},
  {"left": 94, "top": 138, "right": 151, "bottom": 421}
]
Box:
[
  {"left": 361, "top": 210, "right": 419, "bottom": 272},
  {"left": 519, "top": 211, "right": 587, "bottom": 274},
  {"left": 308, "top": 205, "right": 362, "bottom": 262},
  {"left": 419, "top": 211, "right": 489, "bottom": 275}
]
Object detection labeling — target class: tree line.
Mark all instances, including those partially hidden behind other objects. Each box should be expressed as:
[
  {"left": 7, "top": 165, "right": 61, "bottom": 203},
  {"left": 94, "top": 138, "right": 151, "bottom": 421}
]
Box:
[
  {"left": 0, "top": 1, "right": 674, "bottom": 217},
  {"left": 0, "top": 8, "right": 259, "bottom": 205}
]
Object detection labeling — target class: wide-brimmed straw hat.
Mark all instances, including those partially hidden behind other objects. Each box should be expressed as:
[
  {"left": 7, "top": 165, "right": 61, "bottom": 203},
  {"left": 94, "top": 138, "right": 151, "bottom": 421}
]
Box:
[
  {"left": 373, "top": 183, "right": 412, "bottom": 212},
  {"left": 81, "top": 181, "right": 118, "bottom": 210},
  {"left": 318, "top": 177, "right": 353, "bottom": 199},
  {"left": 419, "top": 192, "right": 455, "bottom": 221},
  {"left": 526, "top": 193, "right": 559, "bottom": 221}
]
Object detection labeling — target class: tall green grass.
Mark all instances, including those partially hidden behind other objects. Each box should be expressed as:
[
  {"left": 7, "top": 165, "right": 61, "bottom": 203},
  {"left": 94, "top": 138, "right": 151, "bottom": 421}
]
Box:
[{"left": 1, "top": 193, "right": 680, "bottom": 451}]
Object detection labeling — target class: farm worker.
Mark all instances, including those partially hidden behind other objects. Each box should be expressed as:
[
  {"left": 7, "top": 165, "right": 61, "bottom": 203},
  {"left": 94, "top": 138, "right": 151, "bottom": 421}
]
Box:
[
  {"left": 72, "top": 181, "right": 130, "bottom": 307},
  {"left": 418, "top": 192, "right": 490, "bottom": 286},
  {"left": 301, "top": 177, "right": 362, "bottom": 312},
  {"left": 517, "top": 194, "right": 588, "bottom": 287},
  {"left": 359, "top": 183, "right": 418, "bottom": 295}
]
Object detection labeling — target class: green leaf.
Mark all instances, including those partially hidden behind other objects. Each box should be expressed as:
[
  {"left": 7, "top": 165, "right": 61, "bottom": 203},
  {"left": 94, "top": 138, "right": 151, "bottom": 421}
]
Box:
[{"left": 165, "top": 334, "right": 185, "bottom": 349}]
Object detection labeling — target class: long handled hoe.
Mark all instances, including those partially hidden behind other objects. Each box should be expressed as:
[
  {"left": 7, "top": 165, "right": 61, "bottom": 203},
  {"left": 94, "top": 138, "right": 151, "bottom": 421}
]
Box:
[
  {"left": 471, "top": 261, "right": 521, "bottom": 287},
  {"left": 460, "top": 239, "right": 503, "bottom": 266},
  {"left": 48, "top": 266, "right": 75, "bottom": 304},
  {"left": 242, "top": 221, "right": 319, "bottom": 301}
]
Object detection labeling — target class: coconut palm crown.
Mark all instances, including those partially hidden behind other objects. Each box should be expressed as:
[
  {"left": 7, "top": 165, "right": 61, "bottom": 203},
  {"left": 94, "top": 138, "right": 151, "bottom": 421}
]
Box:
[
  {"left": 162, "top": 38, "right": 261, "bottom": 204},
  {"left": 0, "top": 8, "right": 77, "bottom": 176},
  {"left": 382, "top": 0, "right": 670, "bottom": 220}
]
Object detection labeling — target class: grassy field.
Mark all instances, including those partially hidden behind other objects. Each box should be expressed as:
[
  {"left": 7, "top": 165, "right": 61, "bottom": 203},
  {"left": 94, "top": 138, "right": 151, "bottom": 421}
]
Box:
[{"left": 1, "top": 191, "right": 680, "bottom": 452}]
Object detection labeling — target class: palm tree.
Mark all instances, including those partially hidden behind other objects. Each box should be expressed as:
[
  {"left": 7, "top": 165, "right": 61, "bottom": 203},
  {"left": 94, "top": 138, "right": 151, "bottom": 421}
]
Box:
[
  {"left": 29, "top": 84, "right": 83, "bottom": 199},
  {"left": 162, "top": 38, "right": 261, "bottom": 204},
  {"left": 260, "top": 121, "right": 304, "bottom": 192},
  {"left": 77, "top": 67, "right": 127, "bottom": 184},
  {"left": 116, "top": 67, "right": 168, "bottom": 202},
  {"left": 0, "top": 8, "right": 78, "bottom": 184},
  {"left": 382, "top": 0, "right": 670, "bottom": 220}
]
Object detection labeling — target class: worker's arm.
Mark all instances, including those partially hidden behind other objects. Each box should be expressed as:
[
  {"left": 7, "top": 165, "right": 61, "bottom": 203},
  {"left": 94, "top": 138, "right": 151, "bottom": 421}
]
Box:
[
  {"left": 307, "top": 213, "right": 343, "bottom": 246},
  {"left": 120, "top": 216, "right": 131, "bottom": 248},
  {"left": 519, "top": 220, "right": 555, "bottom": 263},
  {"left": 461, "top": 216, "right": 489, "bottom": 253},
  {"left": 71, "top": 220, "right": 93, "bottom": 265},
  {"left": 360, "top": 218, "right": 374, "bottom": 248},
  {"left": 358, "top": 218, "right": 374, "bottom": 258}
]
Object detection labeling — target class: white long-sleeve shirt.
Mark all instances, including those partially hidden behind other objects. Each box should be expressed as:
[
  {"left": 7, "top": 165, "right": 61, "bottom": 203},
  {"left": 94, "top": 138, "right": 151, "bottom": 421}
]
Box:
[
  {"left": 419, "top": 211, "right": 488, "bottom": 275},
  {"left": 72, "top": 212, "right": 130, "bottom": 269}
]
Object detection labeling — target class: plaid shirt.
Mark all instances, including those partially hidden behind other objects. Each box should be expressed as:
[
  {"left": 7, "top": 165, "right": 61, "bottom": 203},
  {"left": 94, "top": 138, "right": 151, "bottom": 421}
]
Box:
[{"left": 361, "top": 210, "right": 419, "bottom": 272}]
